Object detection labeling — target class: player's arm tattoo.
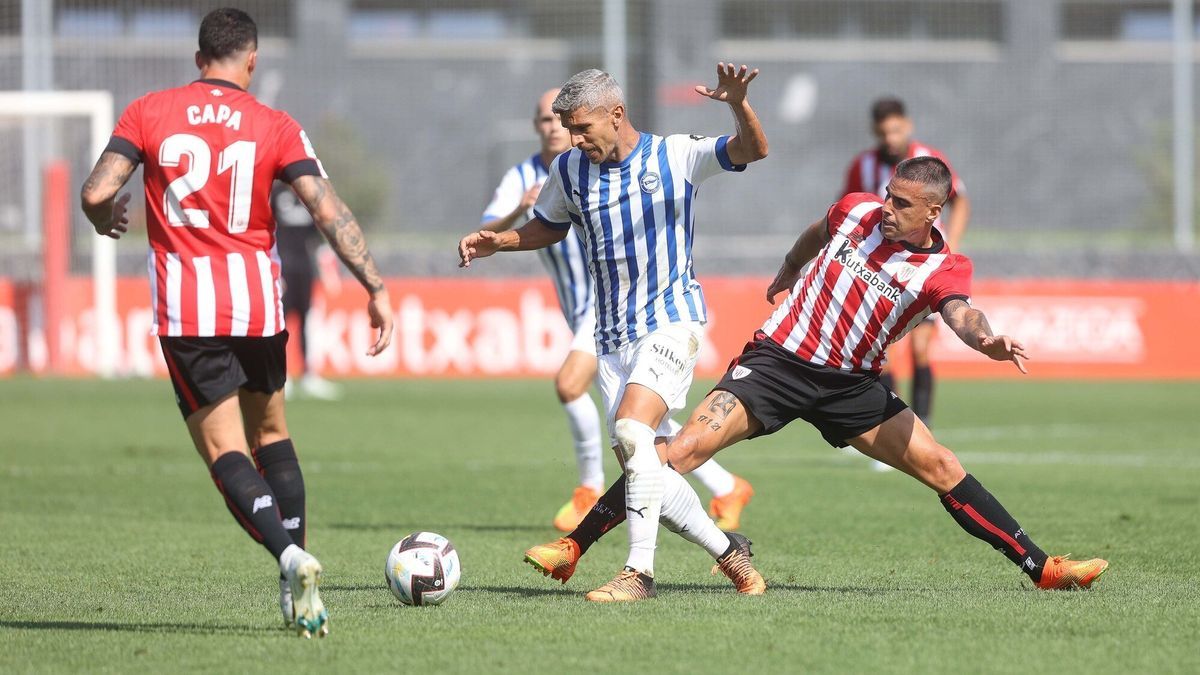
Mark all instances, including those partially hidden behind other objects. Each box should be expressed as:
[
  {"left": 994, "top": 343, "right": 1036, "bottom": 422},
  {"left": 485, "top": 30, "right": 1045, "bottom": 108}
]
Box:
[
  {"left": 291, "top": 175, "right": 386, "bottom": 295},
  {"left": 940, "top": 298, "right": 992, "bottom": 351},
  {"left": 80, "top": 151, "right": 137, "bottom": 228}
]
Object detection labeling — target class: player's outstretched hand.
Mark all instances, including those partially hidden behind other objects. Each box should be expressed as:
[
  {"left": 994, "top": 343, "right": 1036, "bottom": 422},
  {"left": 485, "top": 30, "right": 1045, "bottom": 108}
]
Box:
[
  {"left": 95, "top": 193, "right": 131, "bottom": 239},
  {"left": 695, "top": 62, "right": 759, "bottom": 105},
  {"left": 458, "top": 230, "right": 501, "bottom": 268},
  {"left": 766, "top": 264, "right": 801, "bottom": 304},
  {"left": 519, "top": 185, "right": 542, "bottom": 212},
  {"left": 366, "top": 289, "right": 393, "bottom": 356},
  {"left": 979, "top": 335, "right": 1029, "bottom": 374}
]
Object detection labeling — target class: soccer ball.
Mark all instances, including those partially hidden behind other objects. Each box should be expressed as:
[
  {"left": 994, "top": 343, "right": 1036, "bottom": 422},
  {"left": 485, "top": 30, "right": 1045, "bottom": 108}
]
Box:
[{"left": 385, "top": 532, "right": 461, "bottom": 606}]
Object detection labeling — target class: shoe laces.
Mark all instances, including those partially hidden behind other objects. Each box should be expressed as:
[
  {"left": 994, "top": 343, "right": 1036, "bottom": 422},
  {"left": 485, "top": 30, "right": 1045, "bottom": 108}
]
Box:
[
  {"left": 714, "top": 551, "right": 755, "bottom": 583},
  {"left": 603, "top": 570, "right": 646, "bottom": 594}
]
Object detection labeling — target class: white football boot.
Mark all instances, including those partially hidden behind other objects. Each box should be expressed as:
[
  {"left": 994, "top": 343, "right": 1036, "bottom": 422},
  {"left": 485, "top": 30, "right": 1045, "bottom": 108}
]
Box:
[
  {"left": 299, "top": 373, "right": 342, "bottom": 401},
  {"left": 278, "top": 576, "right": 295, "bottom": 627},
  {"left": 280, "top": 545, "right": 329, "bottom": 638}
]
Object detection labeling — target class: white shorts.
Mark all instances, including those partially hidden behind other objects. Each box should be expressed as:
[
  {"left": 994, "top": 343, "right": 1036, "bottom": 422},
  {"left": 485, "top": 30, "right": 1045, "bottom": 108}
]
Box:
[
  {"left": 596, "top": 322, "right": 704, "bottom": 438},
  {"left": 567, "top": 311, "right": 597, "bottom": 357}
]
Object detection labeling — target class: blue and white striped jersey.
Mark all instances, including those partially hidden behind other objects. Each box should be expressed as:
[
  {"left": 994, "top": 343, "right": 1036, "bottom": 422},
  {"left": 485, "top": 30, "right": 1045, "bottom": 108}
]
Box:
[
  {"left": 533, "top": 132, "right": 745, "bottom": 354},
  {"left": 482, "top": 153, "right": 595, "bottom": 330}
]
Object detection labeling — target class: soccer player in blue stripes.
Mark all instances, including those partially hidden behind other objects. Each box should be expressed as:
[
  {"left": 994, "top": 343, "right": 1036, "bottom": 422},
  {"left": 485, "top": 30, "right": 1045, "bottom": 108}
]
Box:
[
  {"left": 460, "top": 63, "right": 769, "bottom": 601},
  {"left": 480, "top": 88, "right": 757, "bottom": 534}
]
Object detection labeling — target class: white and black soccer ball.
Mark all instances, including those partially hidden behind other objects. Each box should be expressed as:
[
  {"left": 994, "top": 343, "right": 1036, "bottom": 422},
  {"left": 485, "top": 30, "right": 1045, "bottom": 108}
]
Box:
[{"left": 385, "top": 532, "right": 461, "bottom": 606}]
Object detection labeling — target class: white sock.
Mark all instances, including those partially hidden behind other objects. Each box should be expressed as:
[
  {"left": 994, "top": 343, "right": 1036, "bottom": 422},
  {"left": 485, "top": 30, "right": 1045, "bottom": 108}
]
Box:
[
  {"left": 660, "top": 468, "right": 731, "bottom": 559},
  {"left": 691, "top": 458, "right": 737, "bottom": 497},
  {"left": 616, "top": 419, "right": 664, "bottom": 575},
  {"left": 563, "top": 394, "right": 604, "bottom": 490}
]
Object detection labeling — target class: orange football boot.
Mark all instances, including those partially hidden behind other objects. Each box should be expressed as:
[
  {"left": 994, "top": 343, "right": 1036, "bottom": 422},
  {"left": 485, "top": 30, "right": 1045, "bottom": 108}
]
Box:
[
  {"left": 553, "top": 485, "right": 601, "bottom": 532},
  {"left": 1035, "top": 555, "right": 1109, "bottom": 590},
  {"left": 711, "top": 532, "right": 766, "bottom": 595},
  {"left": 523, "top": 537, "right": 582, "bottom": 584},
  {"left": 709, "top": 475, "right": 755, "bottom": 531},
  {"left": 585, "top": 568, "right": 656, "bottom": 602}
]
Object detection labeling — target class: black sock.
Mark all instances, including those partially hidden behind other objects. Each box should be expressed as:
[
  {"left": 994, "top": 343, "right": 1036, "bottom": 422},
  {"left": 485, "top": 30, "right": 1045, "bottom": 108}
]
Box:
[
  {"left": 878, "top": 372, "right": 896, "bottom": 393},
  {"left": 940, "top": 474, "right": 1048, "bottom": 581},
  {"left": 568, "top": 475, "right": 627, "bottom": 554},
  {"left": 253, "top": 439, "right": 306, "bottom": 548},
  {"left": 210, "top": 452, "right": 296, "bottom": 561},
  {"left": 912, "top": 365, "right": 934, "bottom": 424}
]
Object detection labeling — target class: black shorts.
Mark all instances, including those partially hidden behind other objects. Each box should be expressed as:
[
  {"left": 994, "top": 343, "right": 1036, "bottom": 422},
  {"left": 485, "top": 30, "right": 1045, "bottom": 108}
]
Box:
[
  {"left": 712, "top": 331, "right": 909, "bottom": 448},
  {"left": 159, "top": 331, "right": 289, "bottom": 419}
]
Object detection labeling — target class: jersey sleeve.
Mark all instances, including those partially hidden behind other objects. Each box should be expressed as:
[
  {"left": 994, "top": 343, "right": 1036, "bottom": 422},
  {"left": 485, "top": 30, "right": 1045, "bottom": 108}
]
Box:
[
  {"left": 481, "top": 166, "right": 524, "bottom": 225},
  {"left": 273, "top": 113, "right": 327, "bottom": 183},
  {"left": 667, "top": 134, "right": 747, "bottom": 185},
  {"left": 531, "top": 156, "right": 574, "bottom": 231},
  {"left": 825, "top": 192, "right": 880, "bottom": 237},
  {"left": 106, "top": 95, "right": 148, "bottom": 163},
  {"left": 923, "top": 255, "right": 973, "bottom": 312}
]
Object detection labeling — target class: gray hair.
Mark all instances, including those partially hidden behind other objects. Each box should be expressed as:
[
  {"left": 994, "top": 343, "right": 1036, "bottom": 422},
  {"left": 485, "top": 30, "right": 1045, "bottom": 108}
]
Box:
[{"left": 552, "top": 69, "right": 625, "bottom": 115}]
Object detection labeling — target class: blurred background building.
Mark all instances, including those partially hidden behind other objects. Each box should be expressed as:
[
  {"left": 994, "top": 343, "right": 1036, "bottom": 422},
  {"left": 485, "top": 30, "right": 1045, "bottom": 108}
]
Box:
[{"left": 2, "top": 0, "right": 1199, "bottom": 282}]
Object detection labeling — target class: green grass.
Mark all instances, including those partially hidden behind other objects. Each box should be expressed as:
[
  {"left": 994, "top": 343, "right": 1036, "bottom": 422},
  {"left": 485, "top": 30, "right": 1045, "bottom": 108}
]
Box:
[{"left": 1, "top": 378, "right": 1198, "bottom": 673}]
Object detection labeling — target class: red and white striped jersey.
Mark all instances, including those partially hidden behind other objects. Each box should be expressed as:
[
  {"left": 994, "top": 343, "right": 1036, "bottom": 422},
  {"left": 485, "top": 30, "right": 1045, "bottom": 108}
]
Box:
[
  {"left": 842, "top": 141, "right": 964, "bottom": 234},
  {"left": 761, "top": 193, "right": 973, "bottom": 373},
  {"left": 107, "top": 78, "right": 326, "bottom": 337}
]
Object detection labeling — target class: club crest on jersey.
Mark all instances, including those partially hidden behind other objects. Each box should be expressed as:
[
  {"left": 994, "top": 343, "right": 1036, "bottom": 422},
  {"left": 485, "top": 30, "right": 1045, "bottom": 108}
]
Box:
[
  {"left": 640, "top": 172, "right": 661, "bottom": 194},
  {"left": 895, "top": 263, "right": 919, "bottom": 283}
]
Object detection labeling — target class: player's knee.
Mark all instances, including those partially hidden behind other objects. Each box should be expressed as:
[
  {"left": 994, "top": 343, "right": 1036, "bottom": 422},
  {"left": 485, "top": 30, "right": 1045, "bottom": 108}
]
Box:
[
  {"left": 614, "top": 418, "right": 657, "bottom": 476},
  {"left": 926, "top": 446, "right": 966, "bottom": 491},
  {"left": 554, "top": 376, "right": 587, "bottom": 403},
  {"left": 252, "top": 417, "right": 289, "bottom": 448},
  {"left": 666, "top": 433, "right": 703, "bottom": 474}
]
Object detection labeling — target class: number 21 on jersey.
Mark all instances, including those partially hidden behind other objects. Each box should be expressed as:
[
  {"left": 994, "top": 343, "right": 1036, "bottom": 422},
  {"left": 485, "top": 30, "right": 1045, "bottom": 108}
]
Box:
[{"left": 159, "top": 133, "right": 255, "bottom": 233}]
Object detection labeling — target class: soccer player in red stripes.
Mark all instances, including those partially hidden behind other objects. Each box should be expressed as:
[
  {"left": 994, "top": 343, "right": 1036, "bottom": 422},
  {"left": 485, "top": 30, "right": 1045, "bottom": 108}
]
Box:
[
  {"left": 843, "top": 97, "right": 971, "bottom": 436},
  {"left": 536, "top": 157, "right": 1106, "bottom": 596},
  {"left": 80, "top": 8, "right": 393, "bottom": 637}
]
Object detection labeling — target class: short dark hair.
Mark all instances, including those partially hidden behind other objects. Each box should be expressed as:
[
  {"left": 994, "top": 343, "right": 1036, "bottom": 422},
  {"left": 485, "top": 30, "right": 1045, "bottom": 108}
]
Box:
[
  {"left": 871, "top": 97, "right": 907, "bottom": 125},
  {"left": 893, "top": 156, "right": 952, "bottom": 204},
  {"left": 198, "top": 8, "right": 257, "bottom": 62}
]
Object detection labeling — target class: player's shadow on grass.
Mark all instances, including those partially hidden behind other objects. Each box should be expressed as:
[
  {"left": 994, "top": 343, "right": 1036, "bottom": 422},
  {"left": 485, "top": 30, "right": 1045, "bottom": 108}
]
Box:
[
  {"left": 328, "top": 522, "right": 549, "bottom": 533},
  {"left": 0, "top": 619, "right": 277, "bottom": 636},
  {"left": 459, "top": 584, "right": 575, "bottom": 598},
  {"left": 657, "top": 582, "right": 890, "bottom": 596},
  {"left": 323, "top": 583, "right": 573, "bottom": 598}
]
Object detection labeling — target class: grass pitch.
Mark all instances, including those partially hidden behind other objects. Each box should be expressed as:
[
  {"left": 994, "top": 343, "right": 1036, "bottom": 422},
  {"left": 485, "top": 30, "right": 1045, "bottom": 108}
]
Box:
[{"left": 1, "top": 377, "right": 1198, "bottom": 673}]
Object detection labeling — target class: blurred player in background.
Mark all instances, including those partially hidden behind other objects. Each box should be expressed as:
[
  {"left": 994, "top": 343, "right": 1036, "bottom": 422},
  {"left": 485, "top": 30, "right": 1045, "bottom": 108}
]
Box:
[
  {"left": 272, "top": 181, "right": 343, "bottom": 401},
  {"left": 557, "top": 158, "right": 1108, "bottom": 597},
  {"left": 482, "top": 89, "right": 753, "bottom": 533},
  {"left": 481, "top": 88, "right": 605, "bottom": 531},
  {"left": 79, "top": 8, "right": 393, "bottom": 637},
  {"left": 843, "top": 97, "right": 970, "bottom": 435},
  {"left": 462, "top": 63, "right": 769, "bottom": 602}
]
